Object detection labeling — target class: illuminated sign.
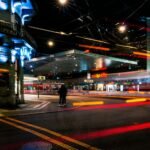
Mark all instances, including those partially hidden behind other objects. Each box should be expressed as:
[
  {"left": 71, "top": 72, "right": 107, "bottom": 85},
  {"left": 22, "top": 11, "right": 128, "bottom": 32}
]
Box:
[
  {"left": 0, "top": 0, "right": 8, "bottom": 10},
  {"left": 20, "top": 46, "right": 32, "bottom": 60},
  {"left": 92, "top": 73, "right": 108, "bottom": 78},
  {"left": 11, "top": 0, "right": 34, "bottom": 24},
  {"left": 11, "top": 50, "right": 17, "bottom": 63},
  {"left": 22, "top": 14, "right": 30, "bottom": 25},
  {"left": 0, "top": 46, "right": 8, "bottom": 63},
  {"left": 20, "top": 46, "right": 32, "bottom": 67},
  {"left": 38, "top": 76, "right": 46, "bottom": 81},
  {"left": 0, "top": 55, "right": 8, "bottom": 63},
  {"left": 0, "top": 68, "right": 9, "bottom": 72},
  {"left": 84, "top": 79, "right": 94, "bottom": 83},
  {"left": 87, "top": 73, "right": 91, "bottom": 79}
]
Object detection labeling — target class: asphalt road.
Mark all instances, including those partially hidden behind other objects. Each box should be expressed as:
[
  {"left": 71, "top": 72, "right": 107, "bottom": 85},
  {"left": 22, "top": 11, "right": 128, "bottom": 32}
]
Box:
[{"left": 1, "top": 95, "right": 150, "bottom": 150}]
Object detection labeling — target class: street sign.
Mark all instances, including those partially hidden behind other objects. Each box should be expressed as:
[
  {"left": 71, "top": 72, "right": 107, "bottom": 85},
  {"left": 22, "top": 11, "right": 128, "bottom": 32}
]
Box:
[
  {"left": 84, "top": 79, "right": 94, "bottom": 83},
  {"left": 38, "top": 76, "right": 46, "bottom": 81}
]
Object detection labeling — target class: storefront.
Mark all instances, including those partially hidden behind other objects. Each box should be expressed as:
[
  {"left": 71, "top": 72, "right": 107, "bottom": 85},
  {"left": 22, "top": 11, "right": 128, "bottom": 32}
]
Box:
[{"left": 68, "top": 70, "right": 150, "bottom": 92}]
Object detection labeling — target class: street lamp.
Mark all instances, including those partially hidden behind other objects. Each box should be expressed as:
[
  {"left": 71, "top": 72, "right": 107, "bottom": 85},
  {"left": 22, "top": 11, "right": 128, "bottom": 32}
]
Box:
[
  {"left": 118, "top": 24, "right": 127, "bottom": 33},
  {"left": 58, "top": 0, "right": 68, "bottom": 6},
  {"left": 48, "top": 41, "right": 54, "bottom": 47}
]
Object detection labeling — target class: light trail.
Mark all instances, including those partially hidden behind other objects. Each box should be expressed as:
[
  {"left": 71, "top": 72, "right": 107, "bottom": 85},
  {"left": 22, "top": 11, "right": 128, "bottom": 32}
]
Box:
[
  {"left": 73, "top": 101, "right": 104, "bottom": 106},
  {"left": 76, "top": 36, "right": 109, "bottom": 44},
  {"left": 79, "top": 44, "right": 110, "bottom": 51},
  {"left": 67, "top": 101, "right": 150, "bottom": 111},
  {"left": 71, "top": 122, "right": 150, "bottom": 140},
  {"left": 133, "top": 51, "right": 150, "bottom": 58},
  {"left": 126, "top": 98, "right": 147, "bottom": 103}
]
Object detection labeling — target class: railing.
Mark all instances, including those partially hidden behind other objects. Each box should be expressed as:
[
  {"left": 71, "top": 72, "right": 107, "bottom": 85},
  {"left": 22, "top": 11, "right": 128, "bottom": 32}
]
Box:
[
  {"left": 0, "top": 20, "right": 17, "bottom": 36},
  {"left": 0, "top": 20, "right": 36, "bottom": 48}
]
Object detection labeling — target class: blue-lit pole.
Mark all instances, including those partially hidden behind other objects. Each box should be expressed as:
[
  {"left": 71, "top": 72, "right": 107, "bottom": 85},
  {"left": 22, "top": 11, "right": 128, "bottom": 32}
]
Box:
[{"left": 147, "top": 17, "right": 150, "bottom": 70}]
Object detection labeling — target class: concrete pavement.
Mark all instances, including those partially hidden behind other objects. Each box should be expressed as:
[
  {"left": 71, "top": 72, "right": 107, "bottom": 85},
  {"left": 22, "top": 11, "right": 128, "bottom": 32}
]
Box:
[
  {"left": 0, "top": 94, "right": 76, "bottom": 116},
  {"left": 0, "top": 92, "right": 150, "bottom": 116}
]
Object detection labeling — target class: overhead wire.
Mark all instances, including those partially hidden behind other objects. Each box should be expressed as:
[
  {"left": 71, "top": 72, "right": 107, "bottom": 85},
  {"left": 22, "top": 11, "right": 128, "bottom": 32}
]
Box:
[{"left": 124, "top": 0, "right": 149, "bottom": 21}]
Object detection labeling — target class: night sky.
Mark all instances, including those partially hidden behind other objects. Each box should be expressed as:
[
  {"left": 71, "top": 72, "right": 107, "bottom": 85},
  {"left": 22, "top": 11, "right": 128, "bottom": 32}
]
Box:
[{"left": 27, "top": 0, "right": 150, "bottom": 55}]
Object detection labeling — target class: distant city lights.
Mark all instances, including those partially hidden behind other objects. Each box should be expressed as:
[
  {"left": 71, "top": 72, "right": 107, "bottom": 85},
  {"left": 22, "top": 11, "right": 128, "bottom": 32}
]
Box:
[{"left": 30, "top": 65, "right": 33, "bottom": 68}]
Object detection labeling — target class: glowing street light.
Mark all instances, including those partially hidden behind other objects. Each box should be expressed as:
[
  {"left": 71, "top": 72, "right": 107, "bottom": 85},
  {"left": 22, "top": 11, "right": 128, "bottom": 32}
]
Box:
[
  {"left": 58, "top": 0, "right": 68, "bottom": 6},
  {"left": 60, "top": 31, "right": 66, "bottom": 35},
  {"left": 118, "top": 24, "right": 127, "bottom": 33},
  {"left": 48, "top": 41, "right": 54, "bottom": 47}
]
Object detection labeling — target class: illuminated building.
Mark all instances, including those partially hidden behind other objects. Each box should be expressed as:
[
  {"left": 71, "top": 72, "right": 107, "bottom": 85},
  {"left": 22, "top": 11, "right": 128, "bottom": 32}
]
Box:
[{"left": 0, "top": 0, "right": 36, "bottom": 106}]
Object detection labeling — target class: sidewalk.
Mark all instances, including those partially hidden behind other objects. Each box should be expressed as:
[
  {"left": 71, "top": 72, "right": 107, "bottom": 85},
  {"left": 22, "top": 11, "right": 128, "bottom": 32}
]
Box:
[
  {"left": 0, "top": 95, "right": 74, "bottom": 116},
  {"left": 0, "top": 92, "right": 150, "bottom": 117}
]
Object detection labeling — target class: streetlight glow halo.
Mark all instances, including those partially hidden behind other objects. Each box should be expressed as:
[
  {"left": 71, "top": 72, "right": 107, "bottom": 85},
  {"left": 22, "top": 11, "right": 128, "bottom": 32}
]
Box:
[
  {"left": 58, "top": 0, "right": 68, "bottom": 5},
  {"left": 48, "top": 41, "right": 54, "bottom": 47}
]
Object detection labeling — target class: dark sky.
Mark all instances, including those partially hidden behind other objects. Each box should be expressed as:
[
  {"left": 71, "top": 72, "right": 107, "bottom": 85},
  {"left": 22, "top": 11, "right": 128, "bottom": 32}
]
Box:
[{"left": 28, "top": 0, "right": 150, "bottom": 55}]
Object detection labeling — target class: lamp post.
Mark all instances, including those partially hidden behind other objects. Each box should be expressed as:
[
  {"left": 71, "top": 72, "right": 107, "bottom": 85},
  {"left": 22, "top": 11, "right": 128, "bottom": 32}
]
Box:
[{"left": 37, "top": 76, "right": 45, "bottom": 99}]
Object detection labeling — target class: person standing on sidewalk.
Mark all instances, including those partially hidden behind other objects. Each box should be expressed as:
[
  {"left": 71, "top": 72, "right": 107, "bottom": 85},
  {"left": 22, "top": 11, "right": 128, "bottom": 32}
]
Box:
[{"left": 58, "top": 84, "right": 68, "bottom": 106}]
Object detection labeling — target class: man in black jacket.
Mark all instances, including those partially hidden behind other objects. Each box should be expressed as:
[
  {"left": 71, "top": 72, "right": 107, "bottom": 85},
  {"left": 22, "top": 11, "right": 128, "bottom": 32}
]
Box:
[{"left": 58, "top": 84, "right": 67, "bottom": 106}]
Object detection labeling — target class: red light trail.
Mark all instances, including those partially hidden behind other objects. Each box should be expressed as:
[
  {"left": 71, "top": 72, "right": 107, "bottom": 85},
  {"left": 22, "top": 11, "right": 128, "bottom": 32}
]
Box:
[
  {"left": 71, "top": 122, "right": 150, "bottom": 140},
  {"left": 69, "top": 101, "right": 150, "bottom": 111},
  {"left": 79, "top": 44, "right": 110, "bottom": 51}
]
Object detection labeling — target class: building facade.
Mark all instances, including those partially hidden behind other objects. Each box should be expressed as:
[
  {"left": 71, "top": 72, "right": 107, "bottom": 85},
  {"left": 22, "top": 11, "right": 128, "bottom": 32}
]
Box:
[{"left": 0, "top": 0, "right": 36, "bottom": 106}]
